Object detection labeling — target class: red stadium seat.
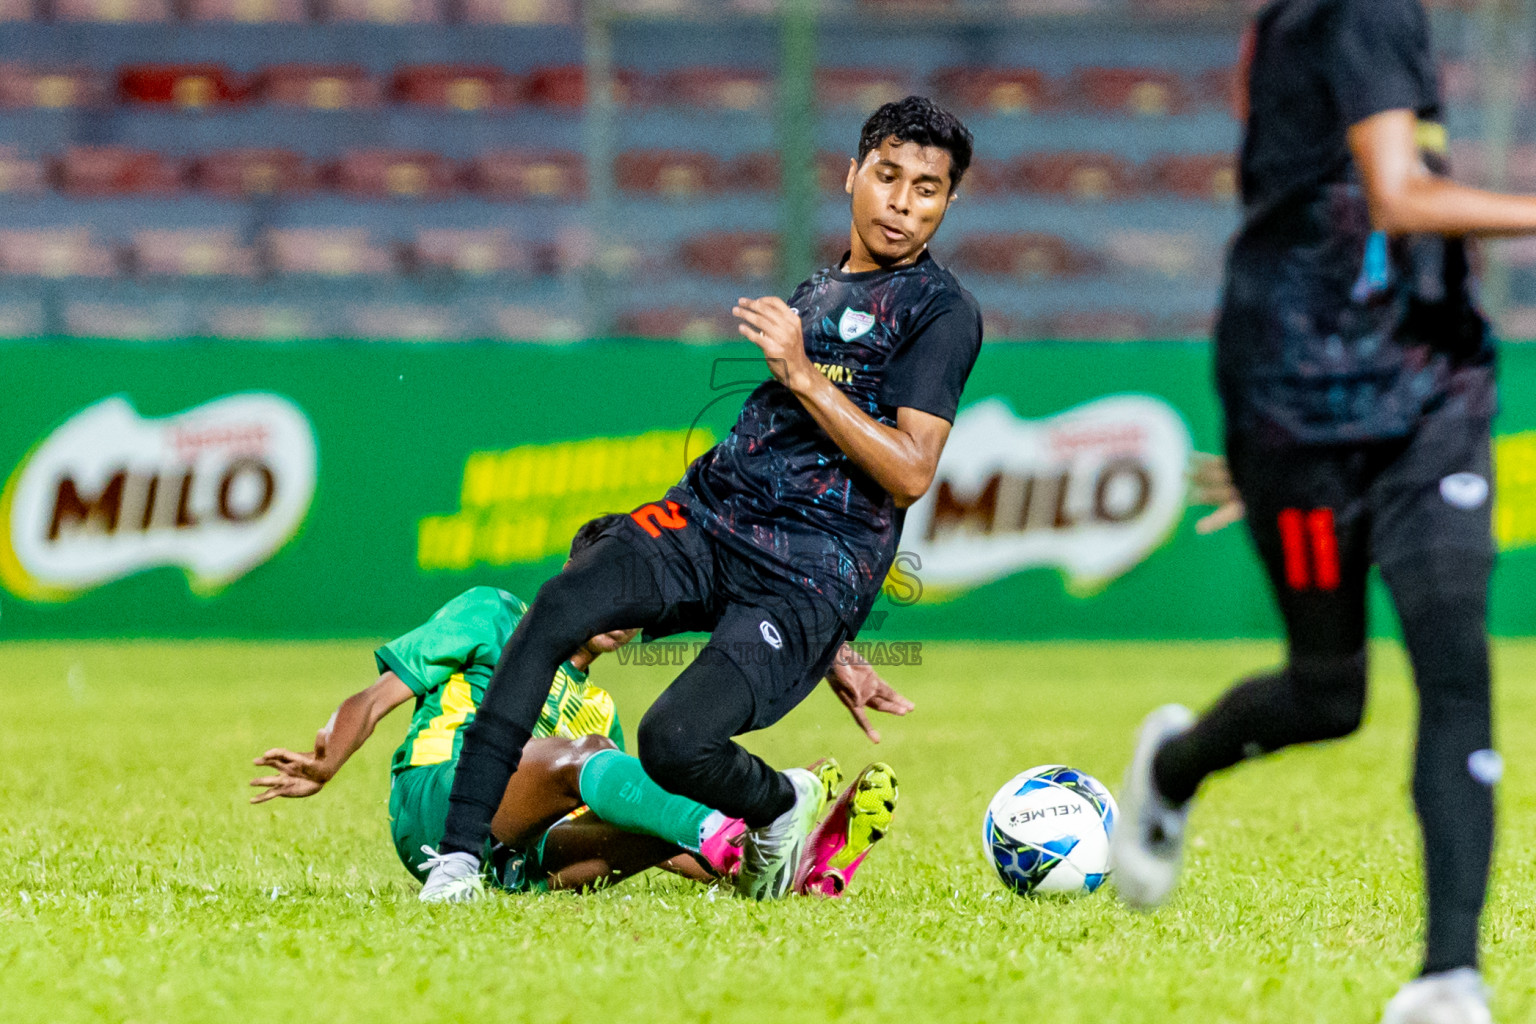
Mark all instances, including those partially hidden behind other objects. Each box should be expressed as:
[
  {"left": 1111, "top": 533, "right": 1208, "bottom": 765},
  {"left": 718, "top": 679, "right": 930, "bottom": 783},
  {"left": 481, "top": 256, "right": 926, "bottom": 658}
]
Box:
[
  {"left": 617, "top": 307, "right": 736, "bottom": 341},
  {"left": 185, "top": 0, "right": 306, "bottom": 21},
  {"left": 466, "top": 150, "right": 585, "bottom": 200},
  {"left": 264, "top": 229, "right": 395, "bottom": 276},
  {"left": 931, "top": 67, "right": 1050, "bottom": 114},
  {"left": 412, "top": 228, "right": 530, "bottom": 276},
  {"left": 1146, "top": 154, "right": 1237, "bottom": 202},
  {"left": 461, "top": 0, "right": 574, "bottom": 24},
  {"left": 192, "top": 149, "right": 318, "bottom": 198},
  {"left": 392, "top": 65, "right": 519, "bottom": 111},
  {"left": 0, "top": 229, "right": 117, "bottom": 277},
  {"left": 616, "top": 150, "right": 723, "bottom": 198},
  {"left": 54, "top": 0, "right": 170, "bottom": 20},
  {"left": 817, "top": 151, "right": 855, "bottom": 194},
  {"left": 0, "top": 66, "right": 110, "bottom": 108},
  {"left": 524, "top": 66, "right": 645, "bottom": 107},
  {"left": 132, "top": 229, "right": 258, "bottom": 277},
  {"left": 721, "top": 152, "right": 779, "bottom": 193},
  {"left": 949, "top": 233, "right": 1099, "bottom": 279},
  {"left": 677, "top": 232, "right": 778, "bottom": 280},
  {"left": 55, "top": 146, "right": 184, "bottom": 196},
  {"left": 815, "top": 68, "right": 912, "bottom": 110},
  {"left": 119, "top": 64, "right": 247, "bottom": 110},
  {"left": 331, "top": 150, "right": 458, "bottom": 199},
  {"left": 1019, "top": 152, "right": 1141, "bottom": 200},
  {"left": 1068, "top": 67, "right": 1189, "bottom": 116},
  {"left": 321, "top": 0, "right": 444, "bottom": 23},
  {"left": 1194, "top": 65, "right": 1241, "bottom": 112},
  {"left": 0, "top": 147, "right": 45, "bottom": 195},
  {"left": 660, "top": 68, "right": 772, "bottom": 111},
  {"left": 1, "top": 0, "right": 34, "bottom": 20},
  {"left": 258, "top": 65, "right": 382, "bottom": 110},
  {"left": 955, "top": 157, "right": 1021, "bottom": 196}
]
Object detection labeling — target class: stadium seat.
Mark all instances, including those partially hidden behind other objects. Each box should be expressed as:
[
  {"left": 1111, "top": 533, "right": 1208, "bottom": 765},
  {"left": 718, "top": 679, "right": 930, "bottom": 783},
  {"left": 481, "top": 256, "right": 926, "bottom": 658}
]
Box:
[
  {"left": 616, "top": 306, "right": 735, "bottom": 341},
  {"left": 0, "top": 147, "right": 45, "bottom": 195},
  {"left": 524, "top": 66, "right": 644, "bottom": 107},
  {"left": 949, "top": 233, "right": 1098, "bottom": 279},
  {"left": 55, "top": 146, "right": 184, "bottom": 196},
  {"left": 488, "top": 303, "right": 584, "bottom": 341},
  {"left": 1068, "top": 67, "right": 1189, "bottom": 116},
  {"left": 258, "top": 65, "right": 382, "bottom": 110},
  {"left": 931, "top": 67, "right": 1049, "bottom": 114},
  {"left": 0, "top": 229, "right": 118, "bottom": 277},
  {"left": 0, "top": 66, "right": 110, "bottom": 108},
  {"left": 64, "top": 300, "right": 190, "bottom": 339},
  {"left": 465, "top": 150, "right": 585, "bottom": 200},
  {"left": 955, "top": 158, "right": 1020, "bottom": 196},
  {"left": 331, "top": 150, "right": 458, "bottom": 199},
  {"left": 461, "top": 0, "right": 574, "bottom": 24},
  {"left": 816, "top": 151, "right": 857, "bottom": 194},
  {"left": 0, "top": 0, "right": 34, "bottom": 19},
  {"left": 721, "top": 152, "right": 779, "bottom": 193},
  {"left": 203, "top": 303, "right": 324, "bottom": 340},
  {"left": 264, "top": 228, "right": 395, "bottom": 276},
  {"left": 192, "top": 149, "right": 318, "bottom": 198},
  {"left": 1019, "top": 152, "right": 1140, "bottom": 200},
  {"left": 1157, "top": 311, "right": 1216, "bottom": 339},
  {"left": 411, "top": 228, "right": 529, "bottom": 276},
  {"left": 815, "top": 69, "right": 912, "bottom": 110},
  {"left": 1048, "top": 310, "right": 1151, "bottom": 340},
  {"left": 54, "top": 0, "right": 171, "bottom": 19},
  {"left": 1146, "top": 154, "right": 1237, "bottom": 201},
  {"left": 131, "top": 229, "right": 258, "bottom": 277},
  {"left": 119, "top": 64, "right": 247, "bottom": 110},
  {"left": 392, "top": 65, "right": 519, "bottom": 111},
  {"left": 1194, "top": 64, "right": 1240, "bottom": 111},
  {"left": 321, "top": 0, "right": 445, "bottom": 23},
  {"left": 1103, "top": 230, "right": 1207, "bottom": 278},
  {"left": 617, "top": 150, "right": 722, "bottom": 198},
  {"left": 185, "top": 0, "right": 307, "bottom": 22},
  {"left": 343, "top": 303, "right": 465, "bottom": 340},
  {"left": 659, "top": 68, "right": 772, "bottom": 111},
  {"left": 677, "top": 232, "right": 778, "bottom": 280}
]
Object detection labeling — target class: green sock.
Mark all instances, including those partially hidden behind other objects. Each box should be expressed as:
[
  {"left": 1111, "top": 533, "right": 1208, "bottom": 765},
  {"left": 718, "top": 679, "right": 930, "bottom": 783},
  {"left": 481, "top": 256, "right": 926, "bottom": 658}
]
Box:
[{"left": 578, "top": 749, "right": 715, "bottom": 852}]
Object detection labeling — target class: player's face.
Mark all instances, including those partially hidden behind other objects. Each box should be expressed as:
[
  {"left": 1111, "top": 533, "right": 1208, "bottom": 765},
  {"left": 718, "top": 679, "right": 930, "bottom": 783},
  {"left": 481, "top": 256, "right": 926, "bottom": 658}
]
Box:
[{"left": 844, "top": 137, "right": 956, "bottom": 272}]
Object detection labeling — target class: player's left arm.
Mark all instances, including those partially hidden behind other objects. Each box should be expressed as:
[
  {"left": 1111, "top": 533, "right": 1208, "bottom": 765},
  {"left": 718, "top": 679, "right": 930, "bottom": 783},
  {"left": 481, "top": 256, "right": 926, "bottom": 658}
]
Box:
[
  {"left": 732, "top": 295, "right": 953, "bottom": 508},
  {"left": 250, "top": 671, "right": 414, "bottom": 802}
]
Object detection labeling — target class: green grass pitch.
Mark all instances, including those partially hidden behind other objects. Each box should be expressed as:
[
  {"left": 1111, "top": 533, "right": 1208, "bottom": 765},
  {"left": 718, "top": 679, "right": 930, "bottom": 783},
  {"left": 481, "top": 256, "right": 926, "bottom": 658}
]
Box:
[{"left": 2, "top": 639, "right": 1533, "bottom": 1024}]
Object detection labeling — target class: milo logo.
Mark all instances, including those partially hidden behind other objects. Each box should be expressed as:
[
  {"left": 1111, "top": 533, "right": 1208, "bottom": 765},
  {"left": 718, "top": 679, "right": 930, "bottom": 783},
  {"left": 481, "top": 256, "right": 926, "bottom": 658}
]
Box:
[{"left": 1, "top": 393, "right": 317, "bottom": 601}]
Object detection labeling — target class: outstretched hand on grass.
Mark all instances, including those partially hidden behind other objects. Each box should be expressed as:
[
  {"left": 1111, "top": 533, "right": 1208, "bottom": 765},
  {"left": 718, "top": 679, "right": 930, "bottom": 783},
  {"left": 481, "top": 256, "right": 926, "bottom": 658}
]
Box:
[
  {"left": 824, "top": 642, "right": 914, "bottom": 744},
  {"left": 250, "top": 725, "right": 333, "bottom": 802}
]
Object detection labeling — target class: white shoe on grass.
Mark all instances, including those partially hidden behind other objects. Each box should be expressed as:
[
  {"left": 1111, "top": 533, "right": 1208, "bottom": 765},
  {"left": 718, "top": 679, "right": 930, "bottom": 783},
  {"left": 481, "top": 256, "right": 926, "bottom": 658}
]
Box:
[
  {"left": 1110, "top": 703, "right": 1196, "bottom": 910},
  {"left": 417, "top": 847, "right": 484, "bottom": 904},
  {"left": 1380, "top": 969, "right": 1492, "bottom": 1024},
  {"left": 734, "top": 768, "right": 825, "bottom": 901}
]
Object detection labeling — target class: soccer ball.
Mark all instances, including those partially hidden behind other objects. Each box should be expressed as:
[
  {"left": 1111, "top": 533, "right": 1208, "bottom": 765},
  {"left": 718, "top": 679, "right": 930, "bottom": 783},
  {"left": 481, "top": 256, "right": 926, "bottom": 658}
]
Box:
[{"left": 982, "top": 764, "right": 1118, "bottom": 896}]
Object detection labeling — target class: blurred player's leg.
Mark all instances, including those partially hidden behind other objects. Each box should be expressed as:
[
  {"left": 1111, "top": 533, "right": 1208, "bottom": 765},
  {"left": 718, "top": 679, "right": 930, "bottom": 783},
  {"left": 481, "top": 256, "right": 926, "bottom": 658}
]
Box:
[
  {"left": 1115, "top": 442, "right": 1372, "bottom": 908},
  {"left": 1373, "top": 411, "right": 1496, "bottom": 994}
]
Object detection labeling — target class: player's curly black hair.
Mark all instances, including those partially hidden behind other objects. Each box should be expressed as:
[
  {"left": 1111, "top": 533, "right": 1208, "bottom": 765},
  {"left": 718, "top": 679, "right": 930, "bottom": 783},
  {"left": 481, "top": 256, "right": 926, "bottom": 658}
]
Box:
[
  {"left": 857, "top": 95, "right": 974, "bottom": 192},
  {"left": 569, "top": 513, "right": 628, "bottom": 559}
]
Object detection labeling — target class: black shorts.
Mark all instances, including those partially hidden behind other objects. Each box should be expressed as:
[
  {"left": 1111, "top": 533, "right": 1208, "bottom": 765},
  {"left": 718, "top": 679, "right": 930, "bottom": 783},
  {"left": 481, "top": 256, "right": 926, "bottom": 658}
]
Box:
[
  {"left": 589, "top": 498, "right": 848, "bottom": 732},
  {"left": 1227, "top": 401, "right": 1494, "bottom": 656}
]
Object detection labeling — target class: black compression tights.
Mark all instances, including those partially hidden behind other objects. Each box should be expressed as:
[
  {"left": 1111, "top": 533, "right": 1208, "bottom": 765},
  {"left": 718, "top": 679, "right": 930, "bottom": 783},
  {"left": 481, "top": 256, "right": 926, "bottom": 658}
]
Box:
[
  {"left": 439, "top": 538, "right": 794, "bottom": 856},
  {"left": 1154, "top": 551, "right": 1495, "bottom": 974}
]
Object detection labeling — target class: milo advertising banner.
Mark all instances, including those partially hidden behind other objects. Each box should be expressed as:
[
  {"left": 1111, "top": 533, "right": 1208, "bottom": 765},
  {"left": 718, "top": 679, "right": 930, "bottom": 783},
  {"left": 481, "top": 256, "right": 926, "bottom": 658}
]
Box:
[{"left": 3, "top": 338, "right": 1536, "bottom": 640}]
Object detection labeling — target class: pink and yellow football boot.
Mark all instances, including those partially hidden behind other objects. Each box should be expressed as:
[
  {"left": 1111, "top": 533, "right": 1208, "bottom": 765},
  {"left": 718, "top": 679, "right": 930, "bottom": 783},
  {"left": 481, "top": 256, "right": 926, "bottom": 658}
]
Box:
[
  {"left": 698, "top": 758, "right": 843, "bottom": 879},
  {"left": 793, "top": 762, "right": 898, "bottom": 897}
]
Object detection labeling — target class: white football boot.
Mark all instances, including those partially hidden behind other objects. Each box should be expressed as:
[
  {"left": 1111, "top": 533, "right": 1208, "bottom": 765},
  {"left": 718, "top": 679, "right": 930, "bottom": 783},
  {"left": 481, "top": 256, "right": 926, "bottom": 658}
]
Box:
[
  {"left": 417, "top": 848, "right": 485, "bottom": 904},
  {"left": 1380, "top": 969, "right": 1493, "bottom": 1024},
  {"left": 734, "top": 768, "right": 826, "bottom": 900},
  {"left": 1110, "top": 703, "right": 1197, "bottom": 909}
]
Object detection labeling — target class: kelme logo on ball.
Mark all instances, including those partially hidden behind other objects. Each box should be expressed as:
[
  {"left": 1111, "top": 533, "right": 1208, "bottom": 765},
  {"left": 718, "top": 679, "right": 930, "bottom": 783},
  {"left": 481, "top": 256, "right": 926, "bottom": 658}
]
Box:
[
  {"left": 0, "top": 393, "right": 317, "bottom": 602},
  {"left": 899, "top": 395, "right": 1191, "bottom": 596}
]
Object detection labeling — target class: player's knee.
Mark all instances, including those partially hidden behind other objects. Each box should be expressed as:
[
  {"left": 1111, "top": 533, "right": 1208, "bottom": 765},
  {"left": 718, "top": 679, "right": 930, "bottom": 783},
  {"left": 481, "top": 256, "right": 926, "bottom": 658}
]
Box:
[
  {"left": 635, "top": 711, "right": 711, "bottom": 793},
  {"left": 1291, "top": 653, "right": 1367, "bottom": 740},
  {"left": 548, "top": 734, "right": 618, "bottom": 796}
]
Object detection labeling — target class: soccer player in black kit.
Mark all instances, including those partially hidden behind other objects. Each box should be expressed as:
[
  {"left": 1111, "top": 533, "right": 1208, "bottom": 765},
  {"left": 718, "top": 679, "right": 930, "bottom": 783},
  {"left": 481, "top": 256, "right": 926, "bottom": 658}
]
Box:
[
  {"left": 1109, "top": 0, "right": 1536, "bottom": 1020},
  {"left": 421, "top": 96, "right": 982, "bottom": 903}
]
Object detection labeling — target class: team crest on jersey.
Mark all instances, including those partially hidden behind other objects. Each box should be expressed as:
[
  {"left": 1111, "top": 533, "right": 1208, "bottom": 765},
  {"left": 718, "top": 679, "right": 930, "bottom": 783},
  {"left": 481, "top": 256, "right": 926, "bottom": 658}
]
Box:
[{"left": 838, "top": 309, "right": 876, "bottom": 341}]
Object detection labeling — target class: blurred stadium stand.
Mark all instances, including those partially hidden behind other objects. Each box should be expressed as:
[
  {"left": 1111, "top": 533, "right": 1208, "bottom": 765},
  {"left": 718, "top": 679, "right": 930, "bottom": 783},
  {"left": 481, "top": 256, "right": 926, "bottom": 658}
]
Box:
[{"left": 0, "top": 0, "right": 1525, "bottom": 340}]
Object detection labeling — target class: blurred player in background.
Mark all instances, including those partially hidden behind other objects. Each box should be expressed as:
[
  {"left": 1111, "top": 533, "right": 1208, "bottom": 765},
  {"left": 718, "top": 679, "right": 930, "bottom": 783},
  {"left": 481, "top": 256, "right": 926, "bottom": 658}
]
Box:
[
  {"left": 422, "top": 95, "right": 978, "bottom": 904},
  {"left": 1108, "top": 0, "right": 1536, "bottom": 1019},
  {"left": 251, "top": 575, "right": 902, "bottom": 896}
]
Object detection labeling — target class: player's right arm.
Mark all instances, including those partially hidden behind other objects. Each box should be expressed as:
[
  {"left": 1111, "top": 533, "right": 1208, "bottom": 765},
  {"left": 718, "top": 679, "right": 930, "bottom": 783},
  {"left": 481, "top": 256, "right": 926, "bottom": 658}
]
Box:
[
  {"left": 1349, "top": 110, "right": 1536, "bottom": 237},
  {"left": 249, "top": 672, "right": 414, "bottom": 802}
]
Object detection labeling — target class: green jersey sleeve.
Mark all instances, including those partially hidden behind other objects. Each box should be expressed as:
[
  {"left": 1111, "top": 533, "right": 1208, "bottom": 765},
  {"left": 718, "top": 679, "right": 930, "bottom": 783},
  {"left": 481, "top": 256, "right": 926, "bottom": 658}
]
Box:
[{"left": 375, "top": 587, "right": 526, "bottom": 696}]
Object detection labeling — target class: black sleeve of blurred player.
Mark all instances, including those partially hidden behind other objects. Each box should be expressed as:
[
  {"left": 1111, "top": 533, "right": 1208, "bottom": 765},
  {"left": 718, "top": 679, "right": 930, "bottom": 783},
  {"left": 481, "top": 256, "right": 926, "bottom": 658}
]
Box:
[
  {"left": 1327, "top": 0, "right": 1434, "bottom": 126},
  {"left": 877, "top": 291, "right": 983, "bottom": 424}
]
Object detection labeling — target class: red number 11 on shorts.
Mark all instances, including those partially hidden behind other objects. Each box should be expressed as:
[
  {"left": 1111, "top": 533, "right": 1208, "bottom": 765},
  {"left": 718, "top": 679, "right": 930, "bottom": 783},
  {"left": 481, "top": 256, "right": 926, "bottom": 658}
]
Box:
[{"left": 1277, "top": 507, "right": 1340, "bottom": 591}]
